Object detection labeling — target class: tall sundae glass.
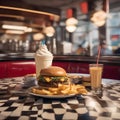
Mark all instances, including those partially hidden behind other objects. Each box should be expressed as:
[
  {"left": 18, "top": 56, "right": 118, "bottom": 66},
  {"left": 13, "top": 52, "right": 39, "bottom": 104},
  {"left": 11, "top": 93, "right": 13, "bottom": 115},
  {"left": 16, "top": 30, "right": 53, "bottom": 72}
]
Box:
[{"left": 35, "top": 44, "right": 53, "bottom": 79}]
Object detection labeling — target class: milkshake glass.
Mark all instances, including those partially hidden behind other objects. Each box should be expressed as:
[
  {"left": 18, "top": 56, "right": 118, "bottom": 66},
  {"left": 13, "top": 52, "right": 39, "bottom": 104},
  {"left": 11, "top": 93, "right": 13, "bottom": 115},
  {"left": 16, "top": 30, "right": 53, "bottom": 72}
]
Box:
[{"left": 35, "top": 44, "right": 53, "bottom": 78}]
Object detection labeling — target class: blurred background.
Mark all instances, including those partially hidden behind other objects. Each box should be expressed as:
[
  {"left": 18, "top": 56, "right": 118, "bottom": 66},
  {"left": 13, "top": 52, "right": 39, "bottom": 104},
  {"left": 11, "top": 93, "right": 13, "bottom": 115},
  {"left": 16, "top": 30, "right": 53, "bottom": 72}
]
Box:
[{"left": 0, "top": 0, "right": 120, "bottom": 56}]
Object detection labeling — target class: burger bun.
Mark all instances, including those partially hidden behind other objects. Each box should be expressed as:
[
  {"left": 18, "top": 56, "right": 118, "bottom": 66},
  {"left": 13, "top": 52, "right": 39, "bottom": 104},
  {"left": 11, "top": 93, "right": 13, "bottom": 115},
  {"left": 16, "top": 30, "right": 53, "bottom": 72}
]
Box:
[{"left": 40, "top": 66, "right": 67, "bottom": 76}]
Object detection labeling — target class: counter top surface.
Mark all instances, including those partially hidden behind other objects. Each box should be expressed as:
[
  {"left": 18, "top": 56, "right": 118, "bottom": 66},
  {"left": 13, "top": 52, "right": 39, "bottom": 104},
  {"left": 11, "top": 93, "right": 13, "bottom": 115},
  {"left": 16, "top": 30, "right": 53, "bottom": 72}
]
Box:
[
  {"left": 0, "top": 75, "right": 120, "bottom": 120},
  {"left": 0, "top": 54, "right": 120, "bottom": 65}
]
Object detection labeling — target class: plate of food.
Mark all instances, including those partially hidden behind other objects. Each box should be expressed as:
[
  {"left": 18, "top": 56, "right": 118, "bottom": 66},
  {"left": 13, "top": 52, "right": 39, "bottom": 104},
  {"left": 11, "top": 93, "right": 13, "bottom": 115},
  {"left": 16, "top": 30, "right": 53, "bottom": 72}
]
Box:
[
  {"left": 29, "top": 86, "right": 76, "bottom": 99},
  {"left": 28, "top": 66, "right": 88, "bottom": 99},
  {"left": 29, "top": 83, "right": 87, "bottom": 99}
]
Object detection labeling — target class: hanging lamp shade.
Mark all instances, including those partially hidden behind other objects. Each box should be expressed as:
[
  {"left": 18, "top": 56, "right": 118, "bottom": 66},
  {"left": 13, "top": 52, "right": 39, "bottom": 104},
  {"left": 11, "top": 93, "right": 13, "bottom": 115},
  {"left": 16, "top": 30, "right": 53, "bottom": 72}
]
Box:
[
  {"left": 43, "top": 26, "right": 55, "bottom": 37},
  {"left": 65, "top": 17, "right": 78, "bottom": 26},
  {"left": 66, "top": 25, "right": 77, "bottom": 33}
]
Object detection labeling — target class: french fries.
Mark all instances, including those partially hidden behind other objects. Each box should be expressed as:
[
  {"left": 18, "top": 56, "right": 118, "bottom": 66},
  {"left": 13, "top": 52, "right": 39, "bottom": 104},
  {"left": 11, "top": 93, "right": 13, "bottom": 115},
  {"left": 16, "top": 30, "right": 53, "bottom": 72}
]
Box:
[{"left": 32, "top": 83, "right": 87, "bottom": 96}]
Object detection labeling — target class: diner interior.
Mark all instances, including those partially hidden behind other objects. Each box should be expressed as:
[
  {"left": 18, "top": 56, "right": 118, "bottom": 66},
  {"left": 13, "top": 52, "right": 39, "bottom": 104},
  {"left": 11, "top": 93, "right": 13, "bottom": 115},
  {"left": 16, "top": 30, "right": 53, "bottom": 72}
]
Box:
[
  {"left": 0, "top": 0, "right": 120, "bottom": 79},
  {"left": 0, "top": 0, "right": 120, "bottom": 120},
  {"left": 0, "top": 0, "right": 120, "bottom": 56}
]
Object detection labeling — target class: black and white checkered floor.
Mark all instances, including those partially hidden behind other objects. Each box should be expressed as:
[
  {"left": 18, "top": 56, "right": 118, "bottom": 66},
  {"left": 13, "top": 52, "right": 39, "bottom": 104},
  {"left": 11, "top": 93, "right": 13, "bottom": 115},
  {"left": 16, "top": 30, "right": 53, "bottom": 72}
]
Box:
[{"left": 0, "top": 77, "right": 120, "bottom": 120}]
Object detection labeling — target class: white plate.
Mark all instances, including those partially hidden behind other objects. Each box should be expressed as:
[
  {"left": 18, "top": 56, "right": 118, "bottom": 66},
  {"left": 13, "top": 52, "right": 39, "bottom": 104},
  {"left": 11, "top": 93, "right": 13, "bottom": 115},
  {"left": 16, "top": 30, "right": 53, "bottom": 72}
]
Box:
[{"left": 28, "top": 86, "right": 76, "bottom": 99}]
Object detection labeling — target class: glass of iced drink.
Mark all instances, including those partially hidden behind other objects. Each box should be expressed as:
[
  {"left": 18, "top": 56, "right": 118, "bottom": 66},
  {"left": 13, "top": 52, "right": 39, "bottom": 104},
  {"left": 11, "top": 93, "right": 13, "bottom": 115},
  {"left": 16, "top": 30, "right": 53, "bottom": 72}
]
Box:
[{"left": 89, "top": 64, "right": 103, "bottom": 94}]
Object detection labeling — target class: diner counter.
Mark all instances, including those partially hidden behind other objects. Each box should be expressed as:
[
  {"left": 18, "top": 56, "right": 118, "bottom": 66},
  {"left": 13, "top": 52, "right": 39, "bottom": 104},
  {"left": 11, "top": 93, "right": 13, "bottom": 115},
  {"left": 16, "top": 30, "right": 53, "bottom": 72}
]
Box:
[
  {"left": 0, "top": 75, "right": 120, "bottom": 120},
  {"left": 0, "top": 53, "right": 120, "bottom": 65}
]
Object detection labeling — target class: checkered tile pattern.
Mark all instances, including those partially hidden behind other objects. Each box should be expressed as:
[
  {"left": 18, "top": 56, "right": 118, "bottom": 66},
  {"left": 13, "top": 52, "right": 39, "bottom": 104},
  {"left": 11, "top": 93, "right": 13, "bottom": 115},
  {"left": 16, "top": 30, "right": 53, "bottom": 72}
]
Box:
[{"left": 0, "top": 77, "right": 120, "bottom": 120}]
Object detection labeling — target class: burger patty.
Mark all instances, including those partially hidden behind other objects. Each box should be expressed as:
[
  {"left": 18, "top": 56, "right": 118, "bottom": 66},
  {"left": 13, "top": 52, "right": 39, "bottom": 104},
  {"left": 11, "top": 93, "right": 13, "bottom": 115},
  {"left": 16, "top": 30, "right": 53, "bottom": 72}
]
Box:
[
  {"left": 38, "top": 75, "right": 69, "bottom": 83},
  {"left": 38, "top": 75, "right": 69, "bottom": 87}
]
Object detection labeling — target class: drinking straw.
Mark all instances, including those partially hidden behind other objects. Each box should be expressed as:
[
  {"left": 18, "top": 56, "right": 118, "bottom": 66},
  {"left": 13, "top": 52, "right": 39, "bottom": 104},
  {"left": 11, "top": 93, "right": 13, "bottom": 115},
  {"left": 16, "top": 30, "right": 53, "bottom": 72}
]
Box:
[
  {"left": 96, "top": 45, "right": 101, "bottom": 66},
  {"left": 40, "top": 40, "right": 45, "bottom": 45},
  {"left": 41, "top": 40, "right": 45, "bottom": 45}
]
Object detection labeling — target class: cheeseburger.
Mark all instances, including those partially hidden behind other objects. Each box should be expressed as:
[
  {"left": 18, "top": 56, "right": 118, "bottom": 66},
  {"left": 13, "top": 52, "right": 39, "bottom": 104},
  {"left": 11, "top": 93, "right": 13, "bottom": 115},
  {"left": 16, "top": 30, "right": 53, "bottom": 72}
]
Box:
[{"left": 37, "top": 66, "right": 69, "bottom": 87}]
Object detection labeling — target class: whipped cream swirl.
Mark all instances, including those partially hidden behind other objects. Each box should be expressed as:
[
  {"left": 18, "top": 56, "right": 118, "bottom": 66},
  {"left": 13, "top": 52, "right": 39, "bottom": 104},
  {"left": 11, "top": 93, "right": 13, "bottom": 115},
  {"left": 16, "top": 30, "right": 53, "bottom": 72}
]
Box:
[{"left": 36, "top": 44, "right": 53, "bottom": 56}]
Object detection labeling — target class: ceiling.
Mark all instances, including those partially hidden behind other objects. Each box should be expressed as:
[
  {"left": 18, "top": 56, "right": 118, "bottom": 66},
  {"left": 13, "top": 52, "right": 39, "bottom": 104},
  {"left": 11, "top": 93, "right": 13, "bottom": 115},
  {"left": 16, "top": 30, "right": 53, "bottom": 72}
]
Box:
[
  {"left": 22, "top": 0, "right": 120, "bottom": 12},
  {"left": 22, "top": 0, "right": 77, "bottom": 9},
  {"left": 0, "top": 0, "right": 120, "bottom": 34},
  {"left": 0, "top": 0, "right": 119, "bottom": 19},
  {"left": 0, "top": 0, "right": 78, "bottom": 34},
  {"left": 22, "top": 0, "right": 120, "bottom": 11}
]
